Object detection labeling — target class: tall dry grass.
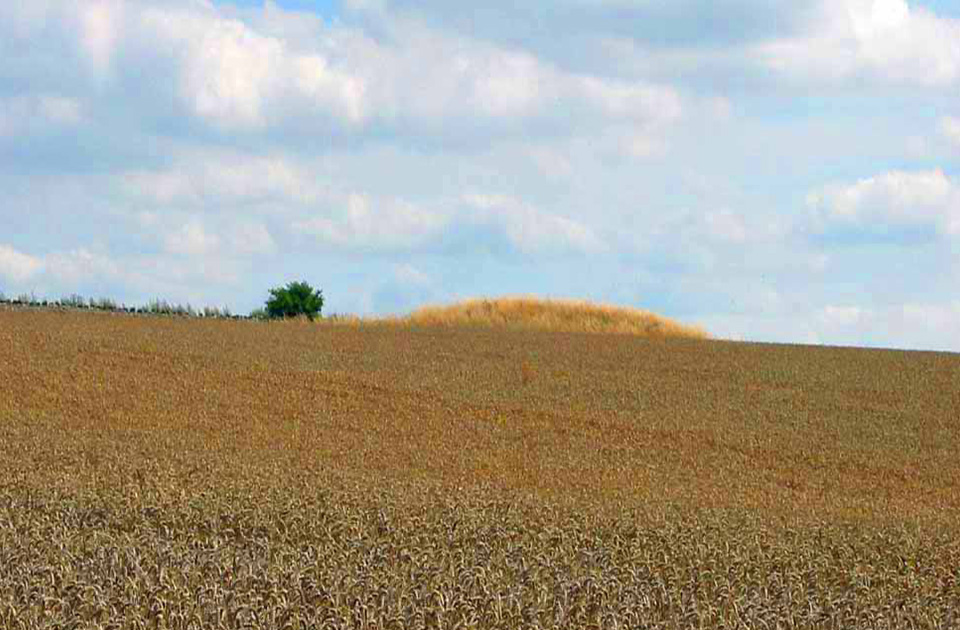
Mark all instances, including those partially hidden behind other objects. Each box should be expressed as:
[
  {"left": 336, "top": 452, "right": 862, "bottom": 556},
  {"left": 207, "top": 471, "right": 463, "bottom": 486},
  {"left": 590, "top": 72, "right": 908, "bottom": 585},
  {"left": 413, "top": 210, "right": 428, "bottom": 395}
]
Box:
[
  {"left": 261, "top": 297, "right": 709, "bottom": 339},
  {"left": 317, "top": 296, "right": 707, "bottom": 339},
  {"left": 396, "top": 296, "right": 709, "bottom": 339}
]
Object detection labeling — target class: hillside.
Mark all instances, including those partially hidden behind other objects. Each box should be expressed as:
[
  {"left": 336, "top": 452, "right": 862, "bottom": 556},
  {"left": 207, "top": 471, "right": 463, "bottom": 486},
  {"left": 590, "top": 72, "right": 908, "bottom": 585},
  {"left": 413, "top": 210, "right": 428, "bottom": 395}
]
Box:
[{"left": 1, "top": 309, "right": 958, "bottom": 628}]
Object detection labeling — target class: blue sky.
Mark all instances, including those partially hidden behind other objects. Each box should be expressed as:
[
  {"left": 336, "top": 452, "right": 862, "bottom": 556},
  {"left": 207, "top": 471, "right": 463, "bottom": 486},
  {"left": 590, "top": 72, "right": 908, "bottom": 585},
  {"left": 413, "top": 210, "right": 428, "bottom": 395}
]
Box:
[
  {"left": 1, "top": 0, "right": 959, "bottom": 351},
  {"left": 223, "top": 0, "right": 339, "bottom": 18}
]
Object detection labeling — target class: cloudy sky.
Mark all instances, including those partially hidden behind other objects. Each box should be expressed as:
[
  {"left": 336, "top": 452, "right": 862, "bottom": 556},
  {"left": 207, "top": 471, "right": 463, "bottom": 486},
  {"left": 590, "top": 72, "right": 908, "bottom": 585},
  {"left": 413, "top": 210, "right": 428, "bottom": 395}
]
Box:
[{"left": 1, "top": 0, "right": 959, "bottom": 351}]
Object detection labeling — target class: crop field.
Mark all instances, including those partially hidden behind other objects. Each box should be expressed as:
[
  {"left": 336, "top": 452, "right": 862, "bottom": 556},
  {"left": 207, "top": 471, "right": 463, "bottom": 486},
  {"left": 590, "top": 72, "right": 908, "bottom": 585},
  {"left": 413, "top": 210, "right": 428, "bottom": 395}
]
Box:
[{"left": 1, "top": 308, "right": 959, "bottom": 629}]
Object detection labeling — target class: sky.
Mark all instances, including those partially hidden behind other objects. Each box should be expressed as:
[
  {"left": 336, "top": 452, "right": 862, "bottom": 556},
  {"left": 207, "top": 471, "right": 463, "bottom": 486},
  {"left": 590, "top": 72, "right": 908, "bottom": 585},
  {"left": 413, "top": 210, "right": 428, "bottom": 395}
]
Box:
[{"left": 1, "top": 0, "right": 959, "bottom": 352}]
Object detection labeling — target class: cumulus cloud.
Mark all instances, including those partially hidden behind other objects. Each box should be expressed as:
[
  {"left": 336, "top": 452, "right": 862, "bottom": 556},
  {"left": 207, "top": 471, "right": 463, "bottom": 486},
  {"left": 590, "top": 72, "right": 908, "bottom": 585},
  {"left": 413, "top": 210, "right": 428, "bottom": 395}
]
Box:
[
  {"left": 122, "top": 152, "right": 327, "bottom": 206},
  {"left": 821, "top": 301, "right": 960, "bottom": 351},
  {"left": 902, "top": 301, "right": 960, "bottom": 336},
  {"left": 308, "top": 17, "right": 684, "bottom": 144},
  {"left": 807, "top": 169, "right": 960, "bottom": 237},
  {"left": 768, "top": 301, "right": 960, "bottom": 351},
  {"left": 294, "top": 193, "right": 447, "bottom": 252},
  {"left": 229, "top": 223, "right": 276, "bottom": 256},
  {"left": 758, "top": 0, "right": 960, "bottom": 86},
  {"left": 941, "top": 116, "right": 960, "bottom": 148},
  {"left": 45, "top": 248, "right": 122, "bottom": 285},
  {"left": 702, "top": 209, "right": 750, "bottom": 244},
  {"left": 0, "top": 1, "right": 55, "bottom": 41},
  {"left": 366, "top": 262, "right": 436, "bottom": 315},
  {"left": 393, "top": 262, "right": 431, "bottom": 287},
  {"left": 79, "top": 0, "right": 124, "bottom": 79},
  {"left": 462, "top": 193, "right": 606, "bottom": 254},
  {"left": 461, "top": 194, "right": 606, "bottom": 256},
  {"left": 635, "top": 205, "right": 793, "bottom": 276},
  {"left": 141, "top": 213, "right": 275, "bottom": 258},
  {"left": 290, "top": 191, "right": 605, "bottom": 256},
  {"left": 2, "top": 242, "right": 251, "bottom": 300},
  {"left": 164, "top": 221, "right": 221, "bottom": 257},
  {"left": 0, "top": 245, "right": 44, "bottom": 283},
  {"left": 0, "top": 95, "right": 83, "bottom": 137},
  {"left": 1, "top": 0, "right": 689, "bottom": 154},
  {"left": 817, "top": 304, "right": 872, "bottom": 328},
  {"left": 0, "top": 246, "right": 127, "bottom": 290},
  {"left": 137, "top": 3, "right": 366, "bottom": 130},
  {"left": 137, "top": 1, "right": 684, "bottom": 142},
  {"left": 0, "top": 0, "right": 132, "bottom": 90}
]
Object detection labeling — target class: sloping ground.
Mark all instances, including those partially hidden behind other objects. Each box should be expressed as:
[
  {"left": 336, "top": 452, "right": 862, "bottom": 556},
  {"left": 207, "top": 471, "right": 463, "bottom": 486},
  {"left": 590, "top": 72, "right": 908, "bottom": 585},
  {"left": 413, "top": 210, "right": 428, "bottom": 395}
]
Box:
[{"left": 1, "top": 310, "right": 958, "bottom": 628}]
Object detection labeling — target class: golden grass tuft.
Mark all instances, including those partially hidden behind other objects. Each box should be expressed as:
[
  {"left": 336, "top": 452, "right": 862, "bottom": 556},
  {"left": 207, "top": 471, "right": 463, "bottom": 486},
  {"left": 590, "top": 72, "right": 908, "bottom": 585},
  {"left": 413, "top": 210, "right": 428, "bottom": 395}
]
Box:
[{"left": 397, "top": 296, "right": 709, "bottom": 338}]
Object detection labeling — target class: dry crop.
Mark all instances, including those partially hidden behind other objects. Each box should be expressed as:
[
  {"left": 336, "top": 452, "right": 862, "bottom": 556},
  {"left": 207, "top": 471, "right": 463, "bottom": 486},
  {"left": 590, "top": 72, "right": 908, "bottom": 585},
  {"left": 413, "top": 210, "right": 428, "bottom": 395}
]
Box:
[{"left": 1, "top": 309, "right": 958, "bottom": 629}]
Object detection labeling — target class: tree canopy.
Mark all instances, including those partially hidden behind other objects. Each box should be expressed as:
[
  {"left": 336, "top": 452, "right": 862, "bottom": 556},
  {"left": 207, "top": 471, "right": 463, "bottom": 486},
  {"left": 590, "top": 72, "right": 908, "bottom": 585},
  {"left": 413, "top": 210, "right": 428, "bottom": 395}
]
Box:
[{"left": 265, "top": 281, "right": 324, "bottom": 321}]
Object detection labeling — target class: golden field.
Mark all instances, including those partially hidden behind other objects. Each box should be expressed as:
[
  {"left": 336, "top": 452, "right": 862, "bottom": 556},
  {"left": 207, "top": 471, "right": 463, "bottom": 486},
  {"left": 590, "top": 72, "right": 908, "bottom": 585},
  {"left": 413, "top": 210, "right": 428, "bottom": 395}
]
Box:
[{"left": 1, "top": 307, "right": 959, "bottom": 629}]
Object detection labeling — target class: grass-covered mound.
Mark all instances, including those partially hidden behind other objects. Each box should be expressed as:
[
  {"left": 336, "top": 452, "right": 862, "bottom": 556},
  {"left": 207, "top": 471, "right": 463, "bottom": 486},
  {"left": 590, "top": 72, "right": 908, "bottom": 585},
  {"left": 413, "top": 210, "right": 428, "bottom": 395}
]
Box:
[{"left": 395, "top": 296, "right": 709, "bottom": 339}]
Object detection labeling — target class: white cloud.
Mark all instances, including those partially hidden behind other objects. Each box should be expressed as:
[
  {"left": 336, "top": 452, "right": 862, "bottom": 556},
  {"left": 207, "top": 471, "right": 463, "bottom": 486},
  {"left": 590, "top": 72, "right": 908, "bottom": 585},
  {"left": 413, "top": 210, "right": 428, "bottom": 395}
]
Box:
[
  {"left": 137, "top": 212, "right": 275, "bottom": 259},
  {"left": 818, "top": 304, "right": 871, "bottom": 328},
  {"left": 463, "top": 50, "right": 544, "bottom": 118},
  {"left": 525, "top": 145, "right": 574, "bottom": 180},
  {"left": 39, "top": 95, "right": 83, "bottom": 125},
  {"left": 0, "top": 0, "right": 127, "bottom": 85},
  {"left": 0, "top": 246, "right": 133, "bottom": 292},
  {"left": 393, "top": 263, "right": 430, "bottom": 287},
  {"left": 0, "top": 245, "right": 44, "bottom": 283},
  {"left": 902, "top": 301, "right": 960, "bottom": 334},
  {"left": 133, "top": 1, "right": 683, "bottom": 142},
  {"left": 138, "top": 3, "right": 366, "bottom": 130},
  {"left": 202, "top": 155, "right": 326, "bottom": 204},
  {"left": 758, "top": 0, "right": 960, "bottom": 86},
  {"left": 0, "top": 95, "right": 83, "bottom": 137},
  {"left": 824, "top": 301, "right": 960, "bottom": 351},
  {"left": 703, "top": 208, "right": 749, "bottom": 244},
  {"left": 234, "top": 0, "right": 326, "bottom": 44},
  {"left": 45, "top": 249, "right": 121, "bottom": 284},
  {"left": 291, "top": 190, "right": 606, "bottom": 256},
  {"left": 639, "top": 205, "right": 791, "bottom": 267},
  {"left": 941, "top": 116, "right": 960, "bottom": 148},
  {"left": 123, "top": 170, "right": 197, "bottom": 206},
  {"left": 79, "top": 0, "right": 123, "bottom": 79},
  {"left": 709, "top": 299, "right": 960, "bottom": 352},
  {"left": 122, "top": 153, "right": 327, "bottom": 206},
  {"left": 0, "top": 1, "right": 55, "bottom": 41},
  {"left": 808, "top": 169, "right": 960, "bottom": 236},
  {"left": 141, "top": 6, "right": 285, "bottom": 129},
  {"left": 709, "top": 96, "right": 733, "bottom": 120},
  {"left": 329, "top": 17, "right": 685, "bottom": 140},
  {"left": 164, "top": 221, "right": 220, "bottom": 257},
  {"left": 182, "top": 20, "right": 284, "bottom": 128},
  {"left": 294, "top": 193, "right": 447, "bottom": 251},
  {"left": 462, "top": 193, "right": 606, "bottom": 255},
  {"left": 578, "top": 76, "right": 682, "bottom": 123},
  {"left": 229, "top": 223, "right": 276, "bottom": 256},
  {"left": 1, "top": 0, "right": 687, "bottom": 150}
]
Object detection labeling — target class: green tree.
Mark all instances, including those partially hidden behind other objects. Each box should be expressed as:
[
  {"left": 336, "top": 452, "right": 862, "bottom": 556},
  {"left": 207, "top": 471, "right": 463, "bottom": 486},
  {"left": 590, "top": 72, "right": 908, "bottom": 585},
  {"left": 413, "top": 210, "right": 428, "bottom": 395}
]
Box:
[{"left": 264, "top": 281, "right": 324, "bottom": 321}]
